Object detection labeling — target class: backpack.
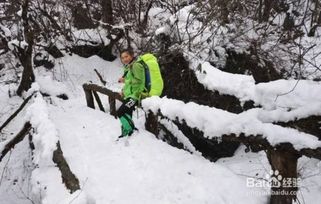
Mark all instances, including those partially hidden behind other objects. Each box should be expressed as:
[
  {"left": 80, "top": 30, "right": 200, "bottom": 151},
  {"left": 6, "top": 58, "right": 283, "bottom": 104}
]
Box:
[{"left": 138, "top": 53, "right": 164, "bottom": 97}]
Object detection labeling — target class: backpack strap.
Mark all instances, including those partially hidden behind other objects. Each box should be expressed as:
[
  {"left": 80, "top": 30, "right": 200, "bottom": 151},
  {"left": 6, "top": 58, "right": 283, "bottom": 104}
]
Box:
[{"left": 138, "top": 60, "right": 151, "bottom": 93}]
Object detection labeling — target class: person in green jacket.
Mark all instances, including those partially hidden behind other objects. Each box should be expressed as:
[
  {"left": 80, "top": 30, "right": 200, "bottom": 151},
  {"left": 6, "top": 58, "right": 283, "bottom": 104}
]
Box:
[{"left": 117, "top": 49, "right": 145, "bottom": 138}]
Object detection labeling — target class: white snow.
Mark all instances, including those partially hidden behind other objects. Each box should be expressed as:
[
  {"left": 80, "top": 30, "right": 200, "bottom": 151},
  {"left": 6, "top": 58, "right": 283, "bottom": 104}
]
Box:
[
  {"left": 198, "top": 62, "right": 321, "bottom": 111},
  {"left": 16, "top": 9, "right": 22, "bottom": 17},
  {"left": 0, "top": 24, "right": 11, "bottom": 37},
  {"left": 36, "top": 75, "right": 70, "bottom": 97},
  {"left": 72, "top": 28, "right": 110, "bottom": 46},
  {"left": 8, "top": 39, "right": 29, "bottom": 50},
  {"left": 50, "top": 54, "right": 123, "bottom": 93},
  {"left": 25, "top": 92, "right": 59, "bottom": 164},
  {"left": 155, "top": 26, "right": 168, "bottom": 36},
  {"left": 47, "top": 100, "right": 267, "bottom": 204}
]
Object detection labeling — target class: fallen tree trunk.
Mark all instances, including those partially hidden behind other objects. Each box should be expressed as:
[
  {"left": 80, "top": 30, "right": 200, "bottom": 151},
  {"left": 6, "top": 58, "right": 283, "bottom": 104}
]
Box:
[
  {"left": 0, "top": 93, "right": 34, "bottom": 133},
  {"left": 53, "top": 142, "right": 80, "bottom": 193},
  {"left": 0, "top": 122, "right": 32, "bottom": 162},
  {"left": 277, "top": 115, "right": 321, "bottom": 140}
]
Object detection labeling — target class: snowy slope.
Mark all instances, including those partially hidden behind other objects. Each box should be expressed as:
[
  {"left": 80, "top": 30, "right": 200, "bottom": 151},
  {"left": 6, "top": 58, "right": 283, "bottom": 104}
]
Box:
[{"left": 47, "top": 98, "right": 267, "bottom": 204}]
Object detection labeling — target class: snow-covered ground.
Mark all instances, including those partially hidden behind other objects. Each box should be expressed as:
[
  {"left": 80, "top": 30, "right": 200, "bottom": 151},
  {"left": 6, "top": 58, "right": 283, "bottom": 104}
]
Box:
[
  {"left": 0, "top": 54, "right": 320, "bottom": 204},
  {"left": 47, "top": 98, "right": 266, "bottom": 204}
]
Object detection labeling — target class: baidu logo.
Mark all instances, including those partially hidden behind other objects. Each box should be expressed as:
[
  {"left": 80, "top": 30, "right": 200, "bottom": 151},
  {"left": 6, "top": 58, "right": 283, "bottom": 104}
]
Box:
[
  {"left": 247, "top": 170, "right": 299, "bottom": 188},
  {"left": 266, "top": 170, "right": 283, "bottom": 188}
]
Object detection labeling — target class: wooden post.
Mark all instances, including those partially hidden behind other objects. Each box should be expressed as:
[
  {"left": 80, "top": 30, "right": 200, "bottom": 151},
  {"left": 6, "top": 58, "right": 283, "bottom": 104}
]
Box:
[
  {"left": 83, "top": 84, "right": 95, "bottom": 109},
  {"left": 145, "top": 111, "right": 159, "bottom": 136},
  {"left": 109, "top": 94, "right": 117, "bottom": 117},
  {"left": 267, "top": 144, "right": 300, "bottom": 204}
]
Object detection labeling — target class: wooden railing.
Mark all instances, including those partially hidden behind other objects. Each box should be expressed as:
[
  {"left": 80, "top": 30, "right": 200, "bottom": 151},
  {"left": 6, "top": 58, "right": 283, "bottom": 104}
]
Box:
[{"left": 82, "top": 83, "right": 123, "bottom": 116}]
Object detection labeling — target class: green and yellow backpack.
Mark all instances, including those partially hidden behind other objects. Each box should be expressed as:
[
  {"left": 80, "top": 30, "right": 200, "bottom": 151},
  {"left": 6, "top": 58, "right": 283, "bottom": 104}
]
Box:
[{"left": 138, "top": 53, "right": 164, "bottom": 97}]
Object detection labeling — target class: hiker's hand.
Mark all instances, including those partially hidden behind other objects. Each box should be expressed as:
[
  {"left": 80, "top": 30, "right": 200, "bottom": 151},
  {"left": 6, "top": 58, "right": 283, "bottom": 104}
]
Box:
[
  {"left": 119, "top": 91, "right": 124, "bottom": 98},
  {"left": 118, "top": 77, "right": 124, "bottom": 83}
]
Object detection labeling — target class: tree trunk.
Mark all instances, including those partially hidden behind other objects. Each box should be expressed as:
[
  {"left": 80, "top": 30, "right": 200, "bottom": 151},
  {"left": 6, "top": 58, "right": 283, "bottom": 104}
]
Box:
[
  {"left": 145, "top": 111, "right": 159, "bottom": 136},
  {"left": 0, "top": 122, "right": 32, "bottom": 162},
  {"left": 216, "top": 0, "right": 229, "bottom": 24},
  {"left": 139, "top": 1, "right": 153, "bottom": 32},
  {"left": 258, "top": 0, "right": 263, "bottom": 22},
  {"left": 17, "top": 0, "right": 35, "bottom": 96},
  {"left": 16, "top": 42, "right": 34, "bottom": 95},
  {"left": 102, "top": 0, "right": 113, "bottom": 25},
  {"left": 267, "top": 144, "right": 300, "bottom": 204},
  {"left": 262, "top": 0, "right": 274, "bottom": 22},
  {"left": 53, "top": 142, "right": 80, "bottom": 193},
  {"left": 0, "top": 93, "right": 34, "bottom": 132},
  {"left": 309, "top": 0, "right": 321, "bottom": 36}
]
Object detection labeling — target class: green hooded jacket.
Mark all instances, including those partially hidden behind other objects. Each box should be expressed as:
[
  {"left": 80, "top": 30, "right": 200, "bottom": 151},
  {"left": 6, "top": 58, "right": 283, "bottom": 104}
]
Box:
[{"left": 122, "top": 59, "right": 145, "bottom": 101}]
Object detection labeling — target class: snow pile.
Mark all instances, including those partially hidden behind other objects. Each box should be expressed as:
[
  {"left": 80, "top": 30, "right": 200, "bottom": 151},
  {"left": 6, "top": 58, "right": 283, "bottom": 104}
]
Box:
[
  {"left": 142, "top": 96, "right": 321, "bottom": 150},
  {"left": 8, "top": 39, "right": 29, "bottom": 50},
  {"left": 50, "top": 54, "right": 123, "bottom": 93},
  {"left": 254, "top": 103, "right": 321, "bottom": 123},
  {"left": 197, "top": 62, "right": 255, "bottom": 101},
  {"left": 0, "top": 24, "right": 11, "bottom": 37},
  {"left": 72, "top": 28, "right": 110, "bottom": 46},
  {"left": 198, "top": 62, "right": 321, "bottom": 111},
  {"left": 37, "top": 75, "right": 71, "bottom": 97}
]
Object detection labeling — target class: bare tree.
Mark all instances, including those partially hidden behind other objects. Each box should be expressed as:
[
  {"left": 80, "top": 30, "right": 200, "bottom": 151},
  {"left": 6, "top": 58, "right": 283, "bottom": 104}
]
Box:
[{"left": 16, "top": 0, "right": 35, "bottom": 96}]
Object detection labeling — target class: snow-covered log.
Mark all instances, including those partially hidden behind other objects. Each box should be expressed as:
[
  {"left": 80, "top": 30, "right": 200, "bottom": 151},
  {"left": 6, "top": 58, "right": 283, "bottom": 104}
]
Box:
[{"left": 26, "top": 91, "right": 80, "bottom": 200}]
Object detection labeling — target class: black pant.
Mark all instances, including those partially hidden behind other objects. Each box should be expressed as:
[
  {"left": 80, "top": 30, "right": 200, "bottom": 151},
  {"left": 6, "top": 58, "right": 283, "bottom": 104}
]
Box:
[{"left": 117, "top": 98, "right": 137, "bottom": 118}]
